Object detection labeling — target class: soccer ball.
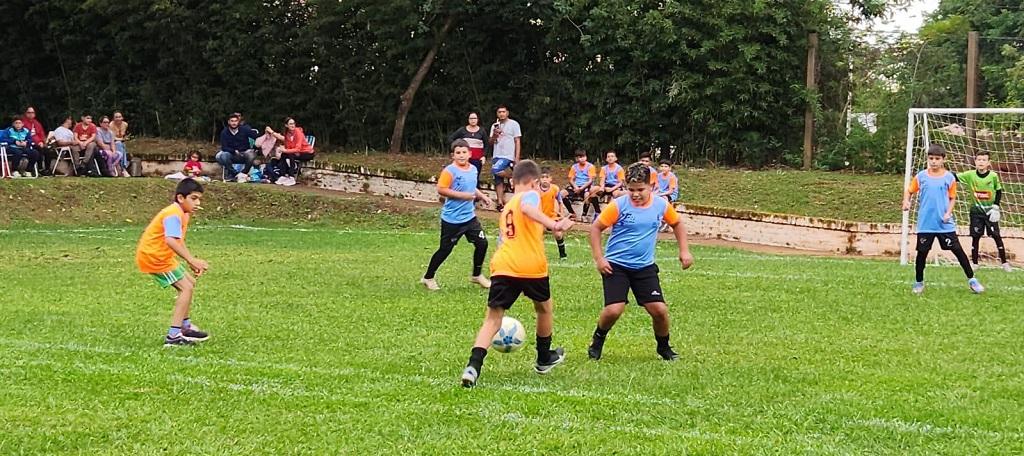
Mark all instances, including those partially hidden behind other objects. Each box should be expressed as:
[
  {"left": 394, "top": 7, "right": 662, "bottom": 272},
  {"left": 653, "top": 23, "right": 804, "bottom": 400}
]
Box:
[{"left": 491, "top": 317, "right": 526, "bottom": 353}]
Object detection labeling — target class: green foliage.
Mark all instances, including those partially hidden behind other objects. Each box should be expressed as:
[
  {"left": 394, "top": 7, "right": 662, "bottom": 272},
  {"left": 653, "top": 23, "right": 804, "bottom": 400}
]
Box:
[{"left": 0, "top": 0, "right": 887, "bottom": 166}]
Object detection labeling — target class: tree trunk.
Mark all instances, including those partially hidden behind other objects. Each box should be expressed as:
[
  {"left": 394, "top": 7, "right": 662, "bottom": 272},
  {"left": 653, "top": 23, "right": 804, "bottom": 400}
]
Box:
[{"left": 389, "top": 15, "right": 456, "bottom": 155}]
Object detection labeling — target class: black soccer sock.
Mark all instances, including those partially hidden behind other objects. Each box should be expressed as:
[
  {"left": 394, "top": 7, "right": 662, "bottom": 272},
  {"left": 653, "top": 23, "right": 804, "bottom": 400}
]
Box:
[
  {"left": 468, "top": 346, "right": 487, "bottom": 372},
  {"left": 593, "top": 325, "right": 610, "bottom": 340},
  {"left": 536, "top": 335, "right": 552, "bottom": 363},
  {"left": 994, "top": 233, "right": 1008, "bottom": 263},
  {"left": 655, "top": 334, "right": 671, "bottom": 350},
  {"left": 590, "top": 199, "right": 601, "bottom": 216},
  {"left": 971, "top": 236, "right": 981, "bottom": 264},
  {"left": 563, "top": 196, "right": 576, "bottom": 215},
  {"left": 915, "top": 249, "right": 928, "bottom": 282},
  {"left": 556, "top": 238, "right": 566, "bottom": 257},
  {"left": 951, "top": 246, "right": 975, "bottom": 279}
]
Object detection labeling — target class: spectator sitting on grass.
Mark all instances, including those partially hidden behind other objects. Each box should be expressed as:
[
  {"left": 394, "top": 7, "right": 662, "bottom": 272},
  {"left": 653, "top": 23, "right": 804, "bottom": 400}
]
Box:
[
  {"left": 5, "top": 118, "right": 40, "bottom": 178},
  {"left": 215, "top": 113, "right": 257, "bottom": 182},
  {"left": 184, "top": 151, "right": 203, "bottom": 178},
  {"left": 96, "top": 116, "right": 124, "bottom": 177}
]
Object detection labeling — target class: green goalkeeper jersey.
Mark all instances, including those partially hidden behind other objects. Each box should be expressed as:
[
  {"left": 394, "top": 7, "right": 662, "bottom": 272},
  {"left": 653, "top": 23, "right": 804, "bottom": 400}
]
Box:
[{"left": 957, "top": 169, "right": 1002, "bottom": 214}]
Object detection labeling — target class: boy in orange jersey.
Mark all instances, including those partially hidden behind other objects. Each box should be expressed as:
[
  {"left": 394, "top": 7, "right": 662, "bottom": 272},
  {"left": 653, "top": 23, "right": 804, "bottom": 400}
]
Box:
[
  {"left": 461, "top": 160, "right": 574, "bottom": 387},
  {"left": 539, "top": 167, "right": 568, "bottom": 259},
  {"left": 136, "top": 178, "right": 210, "bottom": 347}
]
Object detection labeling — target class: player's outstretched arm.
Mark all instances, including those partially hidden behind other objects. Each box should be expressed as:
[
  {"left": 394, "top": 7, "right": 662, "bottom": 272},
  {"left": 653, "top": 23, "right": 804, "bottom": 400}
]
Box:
[
  {"left": 473, "top": 189, "right": 493, "bottom": 208},
  {"left": 670, "top": 220, "right": 693, "bottom": 270},
  {"left": 166, "top": 237, "right": 208, "bottom": 276},
  {"left": 522, "top": 204, "right": 572, "bottom": 234},
  {"left": 438, "top": 186, "right": 476, "bottom": 201}
]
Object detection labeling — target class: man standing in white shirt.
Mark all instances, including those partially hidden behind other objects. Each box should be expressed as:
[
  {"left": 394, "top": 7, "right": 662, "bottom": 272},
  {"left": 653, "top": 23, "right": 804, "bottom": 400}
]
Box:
[{"left": 489, "top": 105, "right": 521, "bottom": 210}]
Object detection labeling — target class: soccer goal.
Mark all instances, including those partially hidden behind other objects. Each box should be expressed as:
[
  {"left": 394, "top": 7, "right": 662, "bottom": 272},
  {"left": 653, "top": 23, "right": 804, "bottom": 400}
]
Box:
[{"left": 900, "top": 108, "right": 1024, "bottom": 265}]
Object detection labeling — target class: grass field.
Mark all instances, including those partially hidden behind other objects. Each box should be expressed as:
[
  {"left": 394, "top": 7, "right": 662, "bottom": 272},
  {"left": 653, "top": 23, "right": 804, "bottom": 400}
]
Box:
[{"left": 3, "top": 214, "right": 1024, "bottom": 453}]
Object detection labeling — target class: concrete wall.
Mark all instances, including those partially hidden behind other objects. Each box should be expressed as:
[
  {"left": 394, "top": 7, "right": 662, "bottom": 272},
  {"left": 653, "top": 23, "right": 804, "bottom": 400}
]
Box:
[{"left": 140, "top": 159, "right": 1022, "bottom": 259}]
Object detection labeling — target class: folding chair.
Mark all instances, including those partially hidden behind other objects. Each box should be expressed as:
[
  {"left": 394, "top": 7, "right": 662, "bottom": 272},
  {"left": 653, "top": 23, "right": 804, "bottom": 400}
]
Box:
[
  {"left": 292, "top": 135, "right": 316, "bottom": 178},
  {"left": 0, "top": 143, "right": 10, "bottom": 178},
  {"left": 53, "top": 146, "right": 77, "bottom": 176}
]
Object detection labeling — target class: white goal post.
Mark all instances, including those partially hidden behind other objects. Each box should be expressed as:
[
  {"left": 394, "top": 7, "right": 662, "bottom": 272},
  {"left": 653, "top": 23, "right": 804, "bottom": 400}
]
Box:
[{"left": 900, "top": 108, "right": 1024, "bottom": 265}]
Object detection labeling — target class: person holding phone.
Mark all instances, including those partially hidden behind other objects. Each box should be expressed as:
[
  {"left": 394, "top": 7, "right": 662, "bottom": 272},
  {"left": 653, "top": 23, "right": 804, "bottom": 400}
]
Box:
[{"left": 489, "top": 104, "right": 521, "bottom": 211}]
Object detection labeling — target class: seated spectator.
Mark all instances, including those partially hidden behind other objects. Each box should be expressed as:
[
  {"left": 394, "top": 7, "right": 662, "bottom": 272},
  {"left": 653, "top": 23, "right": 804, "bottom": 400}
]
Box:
[
  {"left": 265, "top": 117, "right": 314, "bottom": 178},
  {"left": 110, "top": 111, "right": 130, "bottom": 177},
  {"left": 46, "top": 116, "right": 77, "bottom": 176},
  {"left": 4, "top": 118, "right": 40, "bottom": 178},
  {"left": 96, "top": 116, "right": 124, "bottom": 177},
  {"left": 184, "top": 151, "right": 203, "bottom": 178},
  {"left": 215, "top": 113, "right": 257, "bottom": 181},
  {"left": 21, "top": 107, "right": 49, "bottom": 175},
  {"left": 73, "top": 114, "right": 99, "bottom": 176}
]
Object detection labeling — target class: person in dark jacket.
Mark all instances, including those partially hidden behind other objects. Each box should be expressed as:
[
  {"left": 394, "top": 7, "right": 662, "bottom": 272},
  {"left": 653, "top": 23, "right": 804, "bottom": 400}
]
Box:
[{"left": 215, "top": 113, "right": 257, "bottom": 181}]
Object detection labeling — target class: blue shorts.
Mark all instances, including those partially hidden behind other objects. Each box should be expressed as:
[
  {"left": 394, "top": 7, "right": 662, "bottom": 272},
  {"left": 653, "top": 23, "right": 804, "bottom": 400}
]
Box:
[{"left": 491, "top": 158, "right": 513, "bottom": 177}]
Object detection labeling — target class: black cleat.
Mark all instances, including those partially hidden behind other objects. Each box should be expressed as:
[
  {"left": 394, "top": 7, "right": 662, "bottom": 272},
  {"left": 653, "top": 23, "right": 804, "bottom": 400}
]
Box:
[
  {"left": 181, "top": 326, "right": 209, "bottom": 342},
  {"left": 163, "top": 335, "right": 195, "bottom": 347},
  {"left": 588, "top": 337, "right": 605, "bottom": 360},
  {"left": 657, "top": 346, "right": 679, "bottom": 361},
  {"left": 534, "top": 347, "right": 566, "bottom": 374}
]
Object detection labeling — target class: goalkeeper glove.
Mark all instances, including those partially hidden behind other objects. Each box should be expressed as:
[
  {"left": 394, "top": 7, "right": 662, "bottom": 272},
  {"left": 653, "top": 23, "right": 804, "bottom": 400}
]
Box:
[{"left": 988, "top": 205, "right": 1001, "bottom": 223}]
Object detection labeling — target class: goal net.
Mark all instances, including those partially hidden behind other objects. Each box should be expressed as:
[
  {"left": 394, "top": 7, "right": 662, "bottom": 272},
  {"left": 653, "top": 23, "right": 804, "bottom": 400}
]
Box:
[{"left": 900, "top": 108, "right": 1024, "bottom": 265}]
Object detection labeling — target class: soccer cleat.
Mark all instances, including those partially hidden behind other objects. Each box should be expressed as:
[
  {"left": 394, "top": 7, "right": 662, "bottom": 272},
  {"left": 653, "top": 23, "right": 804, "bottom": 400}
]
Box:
[
  {"left": 181, "top": 326, "right": 209, "bottom": 342},
  {"left": 656, "top": 346, "right": 679, "bottom": 361},
  {"left": 469, "top": 275, "right": 491, "bottom": 289},
  {"left": 1002, "top": 262, "right": 1013, "bottom": 273},
  {"left": 460, "top": 366, "right": 478, "bottom": 388},
  {"left": 420, "top": 277, "right": 441, "bottom": 291},
  {"left": 968, "top": 278, "right": 985, "bottom": 294},
  {"left": 534, "top": 347, "right": 566, "bottom": 374},
  {"left": 587, "top": 337, "right": 605, "bottom": 361},
  {"left": 911, "top": 282, "right": 925, "bottom": 294},
  {"left": 163, "top": 335, "right": 195, "bottom": 347},
  {"left": 559, "top": 254, "right": 568, "bottom": 260}
]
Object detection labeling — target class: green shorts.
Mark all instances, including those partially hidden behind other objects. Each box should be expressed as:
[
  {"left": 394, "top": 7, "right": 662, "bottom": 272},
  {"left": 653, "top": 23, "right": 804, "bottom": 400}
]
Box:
[{"left": 151, "top": 263, "right": 187, "bottom": 288}]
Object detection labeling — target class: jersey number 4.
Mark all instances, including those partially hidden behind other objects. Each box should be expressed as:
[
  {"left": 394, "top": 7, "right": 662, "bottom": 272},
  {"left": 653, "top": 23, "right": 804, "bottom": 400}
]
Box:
[{"left": 504, "top": 211, "right": 516, "bottom": 239}]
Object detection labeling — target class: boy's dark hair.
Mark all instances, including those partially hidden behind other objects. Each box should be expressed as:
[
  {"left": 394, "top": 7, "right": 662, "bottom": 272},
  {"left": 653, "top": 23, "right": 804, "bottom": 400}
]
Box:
[
  {"left": 497, "top": 104, "right": 509, "bottom": 111},
  {"left": 450, "top": 138, "right": 470, "bottom": 152},
  {"left": 227, "top": 113, "right": 240, "bottom": 121},
  {"left": 625, "top": 162, "right": 651, "bottom": 184},
  {"left": 639, "top": 151, "right": 652, "bottom": 160},
  {"left": 540, "top": 166, "right": 551, "bottom": 175},
  {"left": 12, "top": 117, "right": 22, "bottom": 124},
  {"left": 975, "top": 151, "right": 991, "bottom": 159},
  {"left": 659, "top": 159, "right": 672, "bottom": 166},
  {"left": 574, "top": 149, "right": 587, "bottom": 158},
  {"left": 175, "top": 178, "right": 204, "bottom": 201},
  {"left": 512, "top": 159, "right": 541, "bottom": 184},
  {"left": 605, "top": 149, "right": 617, "bottom": 157},
  {"left": 927, "top": 144, "right": 946, "bottom": 157}
]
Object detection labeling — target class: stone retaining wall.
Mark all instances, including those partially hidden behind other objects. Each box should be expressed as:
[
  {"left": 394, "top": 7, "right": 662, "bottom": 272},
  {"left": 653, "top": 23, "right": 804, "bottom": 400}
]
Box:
[{"left": 140, "top": 158, "right": 1022, "bottom": 259}]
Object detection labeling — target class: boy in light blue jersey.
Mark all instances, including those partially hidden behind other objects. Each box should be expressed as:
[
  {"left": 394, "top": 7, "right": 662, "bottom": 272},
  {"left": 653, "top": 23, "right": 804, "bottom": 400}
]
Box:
[
  {"left": 421, "top": 139, "right": 494, "bottom": 291},
  {"left": 902, "top": 144, "right": 983, "bottom": 294},
  {"left": 588, "top": 163, "right": 694, "bottom": 361}
]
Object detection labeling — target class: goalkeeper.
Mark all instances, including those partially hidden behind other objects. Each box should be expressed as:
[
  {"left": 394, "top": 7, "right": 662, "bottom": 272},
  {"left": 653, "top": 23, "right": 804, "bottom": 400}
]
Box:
[{"left": 957, "top": 151, "right": 1011, "bottom": 272}]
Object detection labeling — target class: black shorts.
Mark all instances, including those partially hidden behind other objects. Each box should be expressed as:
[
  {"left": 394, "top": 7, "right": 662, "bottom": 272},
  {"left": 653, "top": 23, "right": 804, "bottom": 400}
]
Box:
[
  {"left": 916, "top": 232, "right": 963, "bottom": 252},
  {"left": 969, "top": 212, "right": 1001, "bottom": 237},
  {"left": 440, "top": 217, "right": 484, "bottom": 244},
  {"left": 488, "top": 276, "right": 551, "bottom": 309},
  {"left": 602, "top": 263, "right": 664, "bottom": 306},
  {"left": 565, "top": 185, "right": 590, "bottom": 200}
]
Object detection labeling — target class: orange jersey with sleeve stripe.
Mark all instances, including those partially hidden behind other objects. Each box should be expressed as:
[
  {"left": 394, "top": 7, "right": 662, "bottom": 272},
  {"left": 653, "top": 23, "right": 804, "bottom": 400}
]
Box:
[
  {"left": 490, "top": 191, "right": 548, "bottom": 278},
  {"left": 539, "top": 184, "right": 561, "bottom": 219},
  {"left": 136, "top": 203, "right": 189, "bottom": 274}
]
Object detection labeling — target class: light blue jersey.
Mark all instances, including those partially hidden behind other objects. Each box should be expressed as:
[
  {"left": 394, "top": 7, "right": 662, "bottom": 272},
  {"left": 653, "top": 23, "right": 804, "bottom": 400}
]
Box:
[
  {"left": 598, "top": 195, "right": 680, "bottom": 269},
  {"left": 439, "top": 163, "right": 478, "bottom": 224},
  {"left": 912, "top": 169, "right": 956, "bottom": 233}
]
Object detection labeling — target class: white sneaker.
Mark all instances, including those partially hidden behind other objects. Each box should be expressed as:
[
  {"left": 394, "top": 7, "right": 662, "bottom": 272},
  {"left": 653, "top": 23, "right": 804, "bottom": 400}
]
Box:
[
  {"left": 469, "top": 275, "right": 492, "bottom": 289},
  {"left": 121, "top": 169, "right": 131, "bottom": 178},
  {"left": 1003, "top": 262, "right": 1013, "bottom": 273},
  {"left": 11, "top": 171, "right": 21, "bottom": 178},
  {"left": 420, "top": 277, "right": 441, "bottom": 291}
]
